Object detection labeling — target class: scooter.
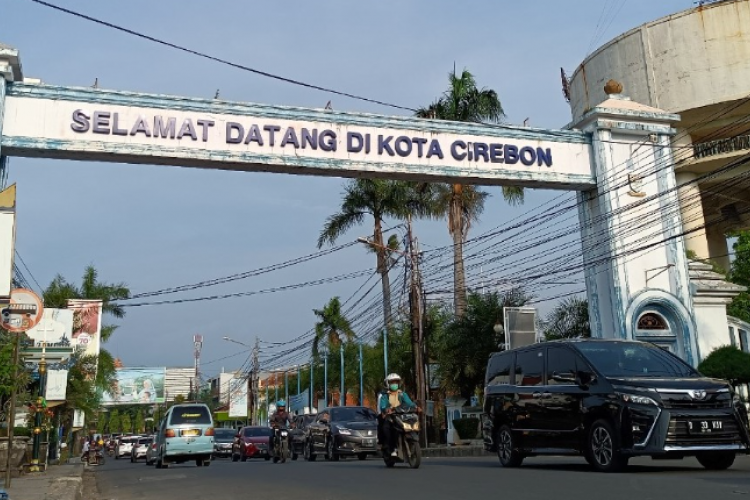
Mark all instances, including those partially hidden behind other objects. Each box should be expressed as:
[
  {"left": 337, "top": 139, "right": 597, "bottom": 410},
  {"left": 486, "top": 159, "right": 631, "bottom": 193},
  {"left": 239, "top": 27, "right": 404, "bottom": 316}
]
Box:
[
  {"left": 81, "top": 447, "right": 106, "bottom": 466},
  {"left": 272, "top": 428, "right": 290, "bottom": 464},
  {"left": 382, "top": 406, "right": 421, "bottom": 469}
]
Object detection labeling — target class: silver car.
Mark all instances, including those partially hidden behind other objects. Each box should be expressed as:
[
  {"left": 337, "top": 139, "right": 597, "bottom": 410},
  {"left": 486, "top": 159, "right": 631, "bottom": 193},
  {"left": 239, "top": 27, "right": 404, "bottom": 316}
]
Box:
[
  {"left": 131, "top": 436, "right": 152, "bottom": 462},
  {"left": 116, "top": 435, "right": 140, "bottom": 459}
]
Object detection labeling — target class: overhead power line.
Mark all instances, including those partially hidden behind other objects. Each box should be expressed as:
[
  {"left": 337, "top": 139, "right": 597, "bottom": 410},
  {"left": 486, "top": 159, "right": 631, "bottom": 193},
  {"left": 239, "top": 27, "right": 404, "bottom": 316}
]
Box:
[{"left": 28, "top": 0, "right": 416, "bottom": 112}]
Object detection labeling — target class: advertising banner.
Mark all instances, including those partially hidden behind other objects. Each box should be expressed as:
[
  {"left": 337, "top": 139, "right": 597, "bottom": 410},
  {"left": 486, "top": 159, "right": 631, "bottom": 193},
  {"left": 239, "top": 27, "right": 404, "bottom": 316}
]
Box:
[
  {"left": 289, "top": 390, "right": 309, "bottom": 412},
  {"left": 67, "top": 299, "right": 102, "bottom": 358},
  {"left": 25, "top": 308, "right": 74, "bottom": 347},
  {"left": 228, "top": 377, "right": 248, "bottom": 418},
  {"left": 102, "top": 367, "right": 166, "bottom": 405},
  {"left": 45, "top": 369, "right": 69, "bottom": 401},
  {"left": 72, "top": 409, "right": 85, "bottom": 428}
]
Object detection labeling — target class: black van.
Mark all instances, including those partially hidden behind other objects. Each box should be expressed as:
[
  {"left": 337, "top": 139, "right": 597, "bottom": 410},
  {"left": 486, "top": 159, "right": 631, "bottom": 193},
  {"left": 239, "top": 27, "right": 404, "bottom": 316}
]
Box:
[{"left": 482, "top": 339, "right": 750, "bottom": 472}]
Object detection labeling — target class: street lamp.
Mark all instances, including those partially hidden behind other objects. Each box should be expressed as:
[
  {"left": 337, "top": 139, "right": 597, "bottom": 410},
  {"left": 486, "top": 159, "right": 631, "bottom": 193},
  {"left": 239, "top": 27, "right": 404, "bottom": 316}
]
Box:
[
  {"left": 222, "top": 336, "right": 250, "bottom": 347},
  {"left": 493, "top": 321, "right": 505, "bottom": 349}
]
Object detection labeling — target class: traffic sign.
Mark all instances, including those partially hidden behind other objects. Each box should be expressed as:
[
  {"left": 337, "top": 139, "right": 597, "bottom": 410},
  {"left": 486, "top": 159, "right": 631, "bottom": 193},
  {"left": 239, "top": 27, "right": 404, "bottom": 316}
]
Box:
[{"left": 1, "top": 288, "right": 44, "bottom": 332}]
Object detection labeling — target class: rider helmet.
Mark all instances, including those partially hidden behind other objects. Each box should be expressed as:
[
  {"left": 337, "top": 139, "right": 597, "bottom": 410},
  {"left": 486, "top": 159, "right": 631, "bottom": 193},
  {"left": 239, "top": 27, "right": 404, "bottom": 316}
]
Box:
[
  {"left": 385, "top": 373, "right": 401, "bottom": 384},
  {"left": 276, "top": 399, "right": 286, "bottom": 408}
]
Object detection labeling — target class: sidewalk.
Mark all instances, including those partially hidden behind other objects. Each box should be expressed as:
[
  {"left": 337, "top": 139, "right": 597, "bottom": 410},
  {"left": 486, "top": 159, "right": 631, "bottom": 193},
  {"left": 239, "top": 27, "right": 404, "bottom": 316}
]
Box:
[{"left": 0, "top": 463, "right": 84, "bottom": 500}]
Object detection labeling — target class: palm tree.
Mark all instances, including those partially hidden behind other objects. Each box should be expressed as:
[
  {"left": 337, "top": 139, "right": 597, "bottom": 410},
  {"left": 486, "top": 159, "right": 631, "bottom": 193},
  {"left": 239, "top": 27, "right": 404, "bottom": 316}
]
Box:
[
  {"left": 542, "top": 297, "right": 590, "bottom": 340},
  {"left": 318, "top": 179, "right": 424, "bottom": 329},
  {"left": 42, "top": 265, "right": 130, "bottom": 391},
  {"left": 311, "top": 297, "right": 355, "bottom": 357},
  {"left": 417, "top": 68, "right": 523, "bottom": 317}
]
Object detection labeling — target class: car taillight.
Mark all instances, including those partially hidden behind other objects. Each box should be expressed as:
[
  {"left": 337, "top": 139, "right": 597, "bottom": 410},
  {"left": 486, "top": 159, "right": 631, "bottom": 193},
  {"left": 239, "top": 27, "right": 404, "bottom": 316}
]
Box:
[
  {"left": 165, "top": 429, "right": 176, "bottom": 438},
  {"left": 205, "top": 428, "right": 215, "bottom": 436}
]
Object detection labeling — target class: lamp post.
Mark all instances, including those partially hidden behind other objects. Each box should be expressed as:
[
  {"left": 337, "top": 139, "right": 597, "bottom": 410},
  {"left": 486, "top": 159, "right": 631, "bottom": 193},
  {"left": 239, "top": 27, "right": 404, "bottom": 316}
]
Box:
[
  {"left": 324, "top": 350, "right": 328, "bottom": 407},
  {"left": 31, "top": 357, "right": 47, "bottom": 472},
  {"left": 493, "top": 322, "right": 505, "bottom": 349},
  {"left": 309, "top": 360, "right": 314, "bottom": 412}
]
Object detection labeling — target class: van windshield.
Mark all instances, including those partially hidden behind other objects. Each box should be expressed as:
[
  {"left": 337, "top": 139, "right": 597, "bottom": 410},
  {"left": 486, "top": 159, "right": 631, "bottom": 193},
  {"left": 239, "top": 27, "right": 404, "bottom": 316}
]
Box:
[
  {"left": 169, "top": 406, "right": 212, "bottom": 425},
  {"left": 576, "top": 342, "right": 700, "bottom": 378}
]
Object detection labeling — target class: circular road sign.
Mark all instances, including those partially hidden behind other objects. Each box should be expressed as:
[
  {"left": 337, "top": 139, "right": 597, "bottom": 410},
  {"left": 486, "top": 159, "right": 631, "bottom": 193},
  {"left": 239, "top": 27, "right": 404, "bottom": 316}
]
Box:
[{"left": 1, "top": 288, "right": 44, "bottom": 332}]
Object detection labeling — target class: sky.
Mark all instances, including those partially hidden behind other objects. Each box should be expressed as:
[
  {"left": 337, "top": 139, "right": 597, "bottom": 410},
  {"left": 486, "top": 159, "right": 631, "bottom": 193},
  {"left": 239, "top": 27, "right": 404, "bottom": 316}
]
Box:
[{"left": 2, "top": 0, "right": 693, "bottom": 377}]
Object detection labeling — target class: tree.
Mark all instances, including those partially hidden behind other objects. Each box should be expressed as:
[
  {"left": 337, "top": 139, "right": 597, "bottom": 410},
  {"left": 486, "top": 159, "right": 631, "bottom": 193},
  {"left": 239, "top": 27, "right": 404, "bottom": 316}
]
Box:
[
  {"left": 432, "top": 289, "right": 531, "bottom": 399},
  {"left": 311, "top": 297, "right": 355, "bottom": 357},
  {"left": 0, "top": 330, "right": 31, "bottom": 426},
  {"left": 96, "top": 412, "right": 107, "bottom": 434},
  {"left": 42, "top": 266, "right": 130, "bottom": 394},
  {"left": 543, "top": 297, "right": 591, "bottom": 340},
  {"left": 417, "top": 69, "right": 523, "bottom": 317},
  {"left": 318, "top": 180, "right": 428, "bottom": 329},
  {"left": 698, "top": 345, "right": 750, "bottom": 389},
  {"left": 121, "top": 413, "right": 132, "bottom": 434},
  {"left": 108, "top": 409, "right": 121, "bottom": 434},
  {"left": 134, "top": 409, "right": 144, "bottom": 434},
  {"left": 728, "top": 231, "right": 750, "bottom": 324}
]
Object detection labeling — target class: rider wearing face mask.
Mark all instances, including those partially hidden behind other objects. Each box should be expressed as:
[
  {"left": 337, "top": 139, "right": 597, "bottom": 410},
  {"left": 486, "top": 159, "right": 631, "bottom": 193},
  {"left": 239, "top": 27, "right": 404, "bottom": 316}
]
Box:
[{"left": 378, "top": 373, "right": 416, "bottom": 457}]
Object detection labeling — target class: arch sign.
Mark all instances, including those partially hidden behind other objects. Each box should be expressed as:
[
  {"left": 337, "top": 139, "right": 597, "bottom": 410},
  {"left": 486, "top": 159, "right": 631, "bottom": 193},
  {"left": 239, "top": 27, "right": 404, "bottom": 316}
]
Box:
[{"left": 0, "top": 44, "right": 718, "bottom": 366}]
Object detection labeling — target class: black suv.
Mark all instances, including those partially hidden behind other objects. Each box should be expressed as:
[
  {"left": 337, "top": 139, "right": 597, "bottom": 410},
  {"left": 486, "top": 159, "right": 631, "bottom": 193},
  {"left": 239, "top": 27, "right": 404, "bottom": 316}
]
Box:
[{"left": 482, "top": 339, "right": 750, "bottom": 472}]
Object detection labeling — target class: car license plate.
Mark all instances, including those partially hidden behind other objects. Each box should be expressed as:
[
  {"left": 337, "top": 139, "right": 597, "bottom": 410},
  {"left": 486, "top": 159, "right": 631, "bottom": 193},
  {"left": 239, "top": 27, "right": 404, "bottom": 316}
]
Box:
[
  {"left": 181, "top": 429, "right": 200, "bottom": 437},
  {"left": 688, "top": 420, "right": 723, "bottom": 433},
  {"left": 186, "top": 437, "right": 196, "bottom": 443},
  {"left": 364, "top": 439, "right": 374, "bottom": 447}
]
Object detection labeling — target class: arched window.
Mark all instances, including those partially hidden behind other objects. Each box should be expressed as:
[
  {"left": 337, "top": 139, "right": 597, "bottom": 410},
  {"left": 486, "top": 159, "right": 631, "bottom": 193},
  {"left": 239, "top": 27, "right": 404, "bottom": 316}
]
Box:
[{"left": 637, "top": 312, "right": 669, "bottom": 330}]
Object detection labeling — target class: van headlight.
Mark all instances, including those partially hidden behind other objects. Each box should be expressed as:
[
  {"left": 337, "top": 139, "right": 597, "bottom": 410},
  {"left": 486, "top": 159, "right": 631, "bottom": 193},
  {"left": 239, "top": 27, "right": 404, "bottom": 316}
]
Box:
[{"left": 617, "top": 392, "right": 659, "bottom": 406}]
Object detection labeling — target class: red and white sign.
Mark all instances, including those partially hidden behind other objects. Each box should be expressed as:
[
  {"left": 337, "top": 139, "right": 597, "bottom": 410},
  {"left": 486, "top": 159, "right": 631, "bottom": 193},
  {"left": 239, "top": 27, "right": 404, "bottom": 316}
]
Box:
[{"left": 1, "top": 288, "right": 44, "bottom": 332}]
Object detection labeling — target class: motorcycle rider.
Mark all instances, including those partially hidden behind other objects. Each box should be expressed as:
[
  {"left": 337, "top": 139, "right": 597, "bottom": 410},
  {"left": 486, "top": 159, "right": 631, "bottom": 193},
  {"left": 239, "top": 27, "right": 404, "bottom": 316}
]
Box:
[
  {"left": 269, "top": 400, "right": 291, "bottom": 456},
  {"left": 378, "top": 373, "right": 417, "bottom": 457}
]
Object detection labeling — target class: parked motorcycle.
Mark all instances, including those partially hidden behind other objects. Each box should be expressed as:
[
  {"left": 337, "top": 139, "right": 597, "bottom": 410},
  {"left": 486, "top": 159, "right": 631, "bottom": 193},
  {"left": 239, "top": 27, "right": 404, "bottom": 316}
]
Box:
[
  {"left": 382, "top": 406, "right": 421, "bottom": 469},
  {"left": 272, "top": 428, "right": 290, "bottom": 464}
]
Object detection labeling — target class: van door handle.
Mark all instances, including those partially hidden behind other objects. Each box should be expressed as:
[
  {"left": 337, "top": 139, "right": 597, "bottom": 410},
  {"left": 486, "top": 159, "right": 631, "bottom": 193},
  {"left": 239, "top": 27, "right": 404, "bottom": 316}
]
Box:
[
  {"left": 532, "top": 392, "right": 542, "bottom": 399},
  {"left": 541, "top": 392, "right": 553, "bottom": 399}
]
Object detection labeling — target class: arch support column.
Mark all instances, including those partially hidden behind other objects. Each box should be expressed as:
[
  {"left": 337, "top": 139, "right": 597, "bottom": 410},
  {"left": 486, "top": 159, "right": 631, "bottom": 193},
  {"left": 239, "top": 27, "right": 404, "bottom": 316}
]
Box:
[{"left": 572, "top": 92, "right": 699, "bottom": 365}]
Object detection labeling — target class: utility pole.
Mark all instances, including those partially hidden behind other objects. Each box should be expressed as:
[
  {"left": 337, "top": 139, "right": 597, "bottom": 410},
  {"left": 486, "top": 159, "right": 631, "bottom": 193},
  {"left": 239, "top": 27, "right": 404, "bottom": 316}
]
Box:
[
  {"left": 193, "top": 334, "right": 203, "bottom": 402},
  {"left": 251, "top": 337, "right": 259, "bottom": 425},
  {"left": 408, "top": 215, "right": 427, "bottom": 447}
]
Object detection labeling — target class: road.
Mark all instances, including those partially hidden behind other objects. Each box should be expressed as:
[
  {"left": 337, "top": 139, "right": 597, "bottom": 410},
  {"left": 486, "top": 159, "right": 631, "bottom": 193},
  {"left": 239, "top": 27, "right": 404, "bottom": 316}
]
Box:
[{"left": 88, "top": 453, "right": 750, "bottom": 500}]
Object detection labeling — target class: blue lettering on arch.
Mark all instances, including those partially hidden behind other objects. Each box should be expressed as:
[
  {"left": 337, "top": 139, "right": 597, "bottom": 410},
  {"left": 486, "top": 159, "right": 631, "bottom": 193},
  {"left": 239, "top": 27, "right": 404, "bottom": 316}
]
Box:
[
  {"left": 427, "top": 140, "right": 443, "bottom": 159},
  {"left": 536, "top": 147, "right": 553, "bottom": 167},
  {"left": 280, "top": 127, "right": 300, "bottom": 148},
  {"left": 451, "top": 141, "right": 467, "bottom": 160},
  {"left": 244, "top": 124, "right": 263, "bottom": 145},
  {"left": 301, "top": 128, "right": 317, "bottom": 149},
  {"left": 504, "top": 145, "right": 519, "bottom": 164},
  {"left": 519, "top": 146, "right": 536, "bottom": 166}
]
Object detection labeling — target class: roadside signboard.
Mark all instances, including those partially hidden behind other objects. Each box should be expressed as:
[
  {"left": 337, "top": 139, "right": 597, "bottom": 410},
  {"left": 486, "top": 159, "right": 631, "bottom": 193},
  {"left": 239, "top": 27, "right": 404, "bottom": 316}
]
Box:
[{"left": 1, "top": 288, "right": 43, "bottom": 332}]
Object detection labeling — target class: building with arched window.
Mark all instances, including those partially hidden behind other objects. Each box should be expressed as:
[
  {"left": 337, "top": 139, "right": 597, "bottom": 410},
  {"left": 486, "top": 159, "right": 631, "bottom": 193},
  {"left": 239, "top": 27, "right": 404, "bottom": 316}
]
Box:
[{"left": 568, "top": 0, "right": 749, "bottom": 360}]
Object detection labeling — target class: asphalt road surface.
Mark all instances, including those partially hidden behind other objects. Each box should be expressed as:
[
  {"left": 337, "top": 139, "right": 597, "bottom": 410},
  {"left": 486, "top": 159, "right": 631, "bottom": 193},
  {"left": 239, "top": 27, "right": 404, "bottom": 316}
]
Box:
[{"left": 88, "top": 453, "right": 750, "bottom": 500}]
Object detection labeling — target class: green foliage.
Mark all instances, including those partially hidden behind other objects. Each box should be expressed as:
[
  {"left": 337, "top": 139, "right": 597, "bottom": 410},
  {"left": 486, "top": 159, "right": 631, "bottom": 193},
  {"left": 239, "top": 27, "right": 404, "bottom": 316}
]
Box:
[
  {"left": 543, "top": 297, "right": 591, "bottom": 340},
  {"left": 698, "top": 345, "right": 750, "bottom": 388},
  {"left": 121, "top": 413, "right": 132, "bottom": 434},
  {"left": 727, "top": 231, "right": 750, "bottom": 323},
  {"left": 173, "top": 394, "right": 186, "bottom": 404},
  {"left": 108, "top": 409, "right": 121, "bottom": 434},
  {"left": 134, "top": 409, "right": 144, "bottom": 434},
  {"left": 96, "top": 412, "right": 107, "bottom": 434},
  {"left": 452, "top": 418, "right": 480, "bottom": 439},
  {"left": 11, "top": 426, "right": 31, "bottom": 437},
  {"left": 431, "top": 290, "right": 531, "bottom": 399},
  {"left": 0, "top": 331, "right": 30, "bottom": 413},
  {"left": 312, "top": 297, "right": 355, "bottom": 357}
]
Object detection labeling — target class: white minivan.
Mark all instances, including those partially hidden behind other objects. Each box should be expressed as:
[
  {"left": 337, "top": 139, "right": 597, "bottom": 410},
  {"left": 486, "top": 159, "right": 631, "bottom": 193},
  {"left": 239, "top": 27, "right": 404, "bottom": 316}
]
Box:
[{"left": 154, "top": 403, "right": 215, "bottom": 468}]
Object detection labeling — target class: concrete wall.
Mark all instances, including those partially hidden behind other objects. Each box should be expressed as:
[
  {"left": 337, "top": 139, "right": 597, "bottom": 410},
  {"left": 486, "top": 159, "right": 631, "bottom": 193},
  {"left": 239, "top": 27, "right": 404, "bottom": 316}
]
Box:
[{"left": 570, "top": 0, "right": 750, "bottom": 119}]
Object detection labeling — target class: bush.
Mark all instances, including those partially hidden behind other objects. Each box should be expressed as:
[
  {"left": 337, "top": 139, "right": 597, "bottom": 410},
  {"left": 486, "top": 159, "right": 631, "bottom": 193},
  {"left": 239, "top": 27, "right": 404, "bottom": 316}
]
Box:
[
  {"left": 453, "top": 418, "right": 479, "bottom": 440},
  {"left": 698, "top": 345, "right": 750, "bottom": 388}
]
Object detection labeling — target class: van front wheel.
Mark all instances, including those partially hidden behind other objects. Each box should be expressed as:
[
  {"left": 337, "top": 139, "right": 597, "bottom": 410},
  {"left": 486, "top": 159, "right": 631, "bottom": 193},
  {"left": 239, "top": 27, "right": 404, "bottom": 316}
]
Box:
[
  {"left": 587, "top": 419, "right": 628, "bottom": 472},
  {"left": 696, "top": 451, "right": 735, "bottom": 470}
]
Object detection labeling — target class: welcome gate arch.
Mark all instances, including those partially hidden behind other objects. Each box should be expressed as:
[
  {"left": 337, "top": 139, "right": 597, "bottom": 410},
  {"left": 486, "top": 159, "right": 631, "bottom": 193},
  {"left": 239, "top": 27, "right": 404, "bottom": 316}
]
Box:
[{"left": 0, "top": 44, "right": 706, "bottom": 366}]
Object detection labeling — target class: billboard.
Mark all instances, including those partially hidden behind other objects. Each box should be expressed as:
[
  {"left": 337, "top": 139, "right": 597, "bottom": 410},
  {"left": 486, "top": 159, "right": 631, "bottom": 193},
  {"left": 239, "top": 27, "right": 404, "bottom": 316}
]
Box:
[
  {"left": 67, "top": 299, "right": 102, "bottom": 358},
  {"left": 25, "top": 308, "right": 74, "bottom": 347},
  {"left": 45, "top": 369, "right": 69, "bottom": 401},
  {"left": 102, "top": 367, "right": 166, "bottom": 405},
  {"left": 228, "top": 377, "right": 248, "bottom": 418}
]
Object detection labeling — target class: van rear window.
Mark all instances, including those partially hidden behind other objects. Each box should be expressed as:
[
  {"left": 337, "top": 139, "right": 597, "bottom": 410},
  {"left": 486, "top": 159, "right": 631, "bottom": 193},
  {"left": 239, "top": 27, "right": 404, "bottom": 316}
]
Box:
[{"left": 169, "top": 406, "right": 212, "bottom": 425}]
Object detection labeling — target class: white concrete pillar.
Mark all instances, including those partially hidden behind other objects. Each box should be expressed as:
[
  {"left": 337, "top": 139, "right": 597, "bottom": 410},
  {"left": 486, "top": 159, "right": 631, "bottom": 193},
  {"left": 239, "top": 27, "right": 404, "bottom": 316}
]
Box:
[
  {"left": 675, "top": 171, "right": 710, "bottom": 260},
  {"left": 706, "top": 224, "right": 731, "bottom": 272}
]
